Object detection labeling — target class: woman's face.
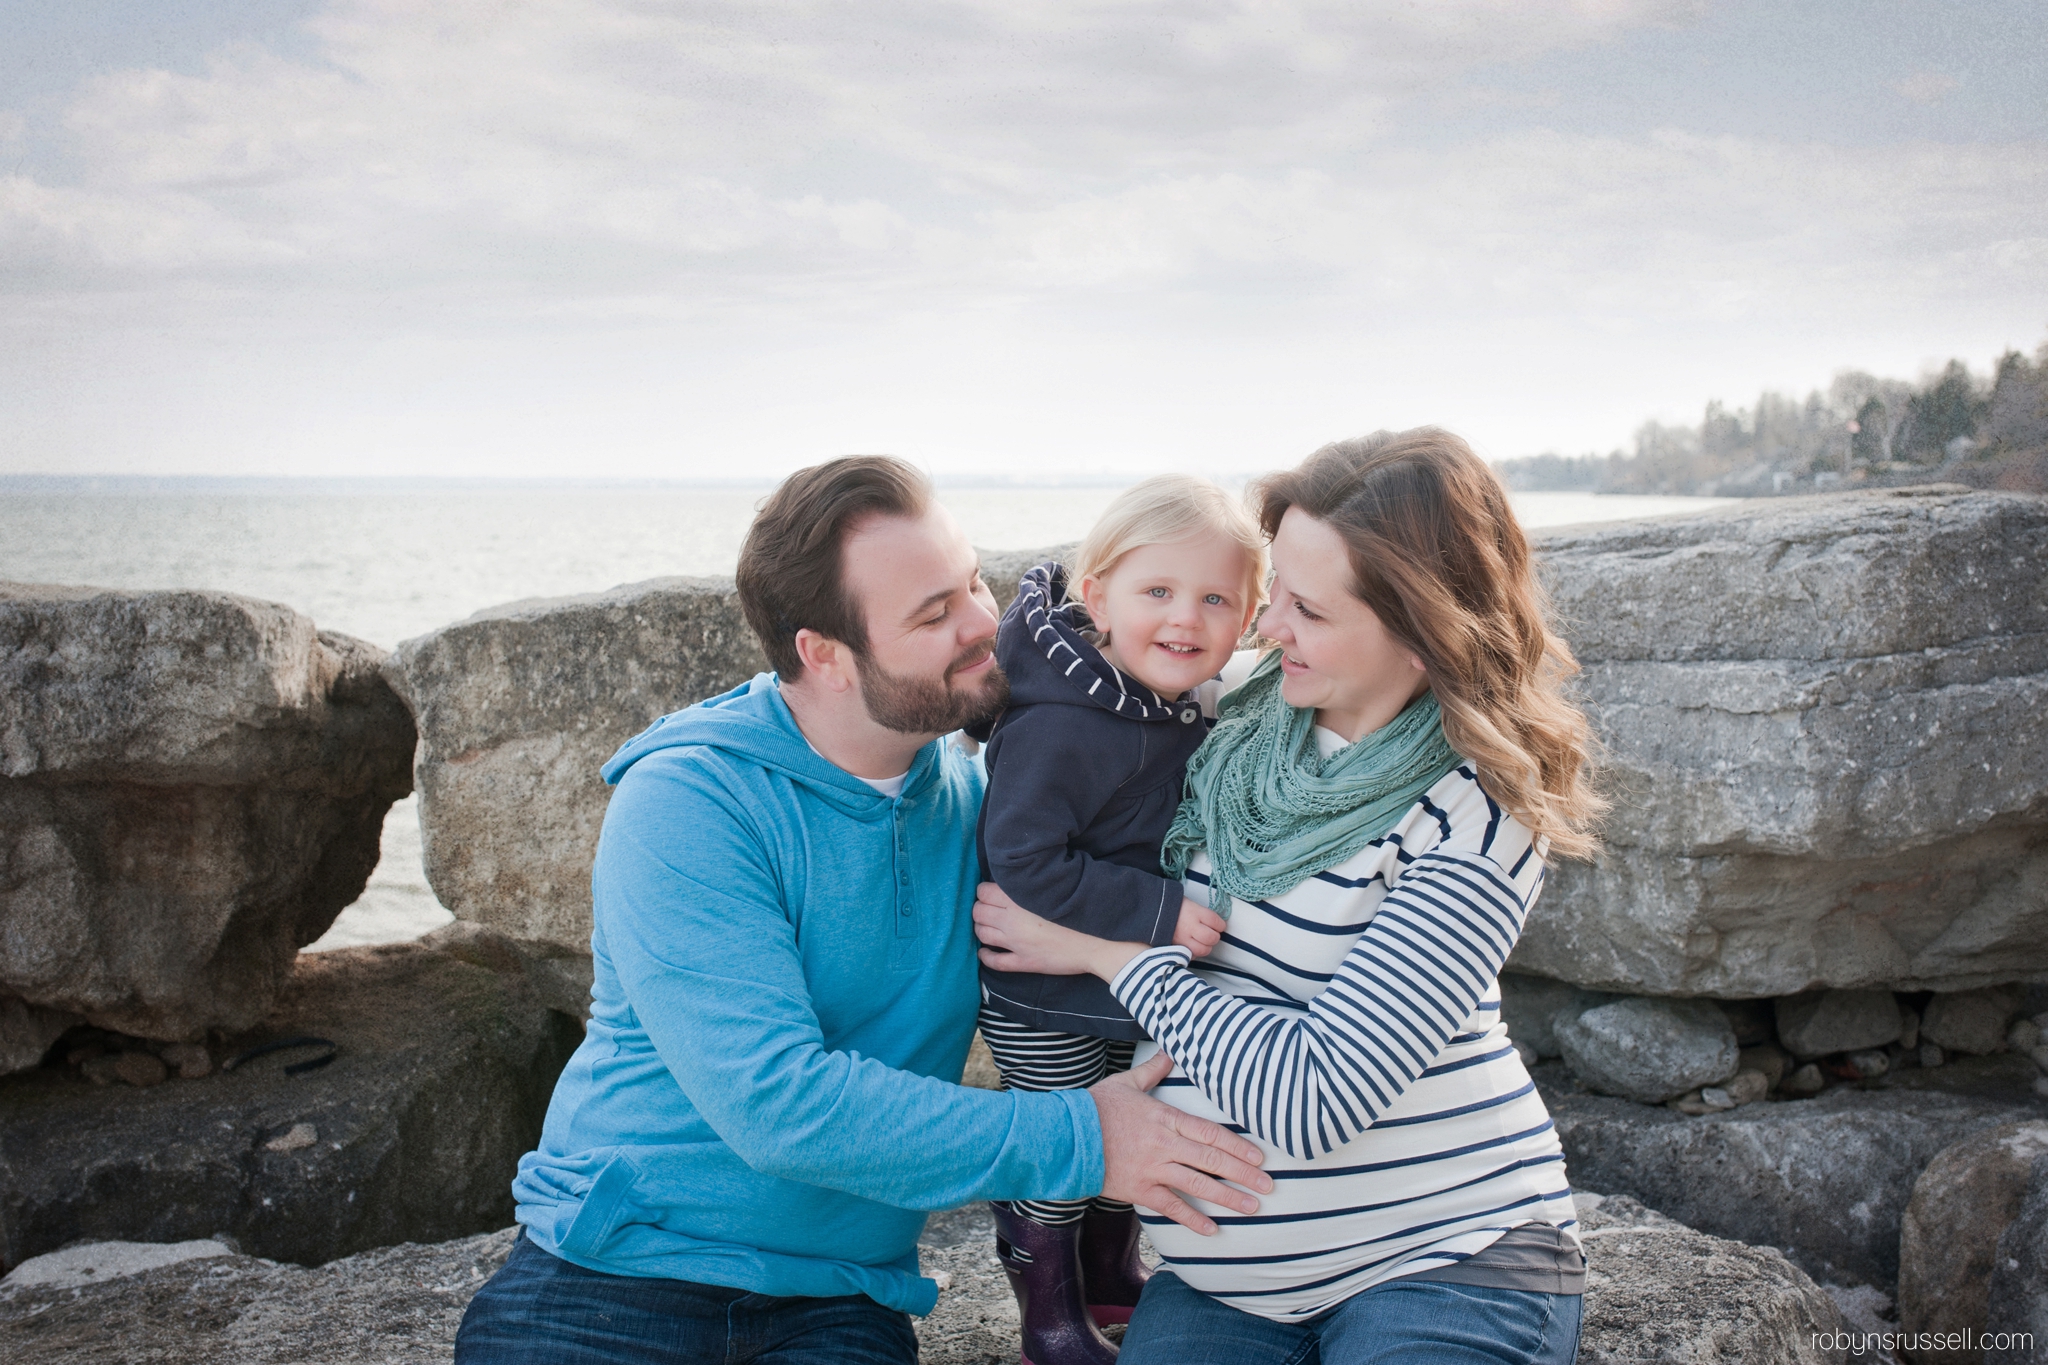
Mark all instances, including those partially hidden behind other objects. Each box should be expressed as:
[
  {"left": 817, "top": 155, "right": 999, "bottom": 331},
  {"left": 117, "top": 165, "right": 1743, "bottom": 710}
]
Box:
[{"left": 1257, "top": 507, "right": 1428, "bottom": 744}]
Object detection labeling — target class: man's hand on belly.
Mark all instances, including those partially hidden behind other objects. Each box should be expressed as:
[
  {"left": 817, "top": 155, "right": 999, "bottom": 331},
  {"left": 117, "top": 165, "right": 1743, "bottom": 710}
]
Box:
[{"left": 1092, "top": 1051, "right": 1272, "bottom": 1235}]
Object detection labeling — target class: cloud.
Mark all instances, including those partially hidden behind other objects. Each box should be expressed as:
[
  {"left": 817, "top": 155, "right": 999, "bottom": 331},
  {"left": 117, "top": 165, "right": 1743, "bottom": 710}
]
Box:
[
  {"left": 1, "top": 0, "right": 1694, "bottom": 295},
  {"left": 1, "top": 0, "right": 2041, "bottom": 475},
  {"left": 1893, "top": 70, "right": 1958, "bottom": 105},
  {"left": 8, "top": 0, "right": 2037, "bottom": 333}
]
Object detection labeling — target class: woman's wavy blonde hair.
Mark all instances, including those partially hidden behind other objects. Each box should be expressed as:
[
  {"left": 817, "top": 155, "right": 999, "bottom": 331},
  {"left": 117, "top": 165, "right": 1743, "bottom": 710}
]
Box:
[{"left": 1256, "top": 427, "right": 1605, "bottom": 858}]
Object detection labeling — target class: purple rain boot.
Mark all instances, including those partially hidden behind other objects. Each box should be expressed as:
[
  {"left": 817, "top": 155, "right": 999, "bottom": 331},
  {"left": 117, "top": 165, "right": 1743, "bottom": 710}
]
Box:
[
  {"left": 991, "top": 1203, "right": 1121, "bottom": 1365},
  {"left": 1079, "top": 1204, "right": 1153, "bottom": 1328}
]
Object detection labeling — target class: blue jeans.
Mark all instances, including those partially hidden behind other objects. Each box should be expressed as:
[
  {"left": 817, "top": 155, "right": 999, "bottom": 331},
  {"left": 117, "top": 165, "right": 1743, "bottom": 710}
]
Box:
[
  {"left": 1117, "top": 1271, "right": 1582, "bottom": 1365},
  {"left": 454, "top": 1233, "right": 919, "bottom": 1365}
]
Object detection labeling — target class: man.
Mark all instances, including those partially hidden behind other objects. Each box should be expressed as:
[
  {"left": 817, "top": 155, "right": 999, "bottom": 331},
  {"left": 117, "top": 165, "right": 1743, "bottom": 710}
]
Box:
[{"left": 455, "top": 456, "right": 1269, "bottom": 1364}]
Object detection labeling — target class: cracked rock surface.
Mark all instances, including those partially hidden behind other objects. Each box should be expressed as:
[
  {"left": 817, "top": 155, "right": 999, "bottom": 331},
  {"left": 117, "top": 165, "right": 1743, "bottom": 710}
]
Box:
[{"left": 1510, "top": 487, "right": 2048, "bottom": 997}]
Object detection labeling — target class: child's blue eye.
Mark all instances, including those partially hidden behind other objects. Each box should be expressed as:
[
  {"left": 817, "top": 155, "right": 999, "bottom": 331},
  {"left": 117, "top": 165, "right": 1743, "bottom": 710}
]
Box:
[
  {"left": 1149, "top": 587, "right": 1169, "bottom": 598},
  {"left": 1205, "top": 594, "right": 1226, "bottom": 606}
]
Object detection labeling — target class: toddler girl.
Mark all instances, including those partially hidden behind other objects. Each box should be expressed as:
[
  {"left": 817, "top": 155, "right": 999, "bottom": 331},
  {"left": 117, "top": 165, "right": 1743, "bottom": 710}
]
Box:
[{"left": 974, "top": 474, "right": 1267, "bottom": 1364}]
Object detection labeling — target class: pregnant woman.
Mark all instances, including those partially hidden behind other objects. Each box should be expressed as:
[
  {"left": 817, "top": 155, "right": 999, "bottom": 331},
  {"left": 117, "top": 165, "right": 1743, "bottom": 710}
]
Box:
[{"left": 974, "top": 427, "right": 1603, "bottom": 1364}]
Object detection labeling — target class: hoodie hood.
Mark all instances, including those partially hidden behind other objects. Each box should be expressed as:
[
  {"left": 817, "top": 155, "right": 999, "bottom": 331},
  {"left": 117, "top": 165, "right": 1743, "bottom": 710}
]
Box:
[
  {"left": 600, "top": 673, "right": 940, "bottom": 817},
  {"left": 998, "top": 562, "right": 1202, "bottom": 725}
]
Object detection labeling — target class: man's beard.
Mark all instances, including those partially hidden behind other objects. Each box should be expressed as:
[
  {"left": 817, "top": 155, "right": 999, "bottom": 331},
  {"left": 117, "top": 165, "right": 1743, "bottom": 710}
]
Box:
[{"left": 855, "top": 641, "right": 1010, "bottom": 736}]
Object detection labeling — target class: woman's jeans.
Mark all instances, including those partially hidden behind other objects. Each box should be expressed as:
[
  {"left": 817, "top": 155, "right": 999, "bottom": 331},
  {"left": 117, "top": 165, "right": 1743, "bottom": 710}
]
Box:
[
  {"left": 453, "top": 1233, "right": 918, "bottom": 1365},
  {"left": 1117, "top": 1270, "right": 1583, "bottom": 1365}
]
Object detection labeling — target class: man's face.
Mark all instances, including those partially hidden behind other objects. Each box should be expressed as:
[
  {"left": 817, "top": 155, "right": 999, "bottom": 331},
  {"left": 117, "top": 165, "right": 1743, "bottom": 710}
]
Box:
[{"left": 839, "top": 505, "right": 1008, "bottom": 736}]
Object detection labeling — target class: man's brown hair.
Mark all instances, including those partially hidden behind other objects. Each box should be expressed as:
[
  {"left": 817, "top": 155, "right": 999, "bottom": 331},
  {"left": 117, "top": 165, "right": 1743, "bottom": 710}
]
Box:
[{"left": 736, "top": 455, "right": 933, "bottom": 679}]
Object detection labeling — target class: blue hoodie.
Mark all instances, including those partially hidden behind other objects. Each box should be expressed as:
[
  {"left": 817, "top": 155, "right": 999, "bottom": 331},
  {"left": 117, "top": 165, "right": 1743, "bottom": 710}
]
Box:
[{"left": 511, "top": 675, "right": 1104, "bottom": 1314}]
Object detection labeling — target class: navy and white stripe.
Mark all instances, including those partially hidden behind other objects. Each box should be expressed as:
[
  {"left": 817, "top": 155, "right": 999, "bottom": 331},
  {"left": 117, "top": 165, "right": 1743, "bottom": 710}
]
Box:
[
  {"left": 1110, "top": 763, "right": 1577, "bottom": 1320},
  {"left": 977, "top": 1005, "right": 1136, "bottom": 1226}
]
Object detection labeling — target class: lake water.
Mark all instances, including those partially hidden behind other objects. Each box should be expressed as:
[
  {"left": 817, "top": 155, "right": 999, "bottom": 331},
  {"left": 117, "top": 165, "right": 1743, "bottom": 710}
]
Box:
[{"left": 0, "top": 482, "right": 1735, "bottom": 950}]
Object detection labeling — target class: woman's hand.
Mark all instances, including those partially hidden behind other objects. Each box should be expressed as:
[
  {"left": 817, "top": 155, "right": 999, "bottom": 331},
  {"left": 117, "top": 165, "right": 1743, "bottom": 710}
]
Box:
[{"left": 974, "top": 882, "right": 1148, "bottom": 983}]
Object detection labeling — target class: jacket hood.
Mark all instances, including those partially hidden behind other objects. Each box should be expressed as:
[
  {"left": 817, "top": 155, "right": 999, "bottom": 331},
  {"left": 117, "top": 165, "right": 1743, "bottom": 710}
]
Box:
[
  {"left": 997, "top": 562, "right": 1202, "bottom": 725},
  {"left": 600, "top": 673, "right": 940, "bottom": 817}
]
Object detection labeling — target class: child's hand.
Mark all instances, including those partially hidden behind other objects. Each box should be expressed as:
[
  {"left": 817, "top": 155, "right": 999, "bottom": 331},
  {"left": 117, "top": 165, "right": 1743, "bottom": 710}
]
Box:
[{"left": 1173, "top": 899, "right": 1228, "bottom": 957}]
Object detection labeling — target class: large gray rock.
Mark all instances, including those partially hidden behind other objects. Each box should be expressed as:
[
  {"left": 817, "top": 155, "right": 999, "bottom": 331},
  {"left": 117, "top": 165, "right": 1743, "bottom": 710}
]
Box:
[
  {"left": 0, "top": 937, "right": 581, "bottom": 1270},
  {"left": 1556, "top": 997, "right": 1738, "bottom": 1103},
  {"left": 1777, "top": 989, "right": 1904, "bottom": 1060},
  {"left": 384, "top": 551, "right": 1057, "bottom": 959},
  {"left": 1986, "top": 1155, "right": 2048, "bottom": 1364},
  {"left": 1898, "top": 1120, "right": 2048, "bottom": 1361},
  {"left": 1575, "top": 1193, "right": 1848, "bottom": 1364},
  {"left": 382, "top": 577, "right": 768, "bottom": 955},
  {"left": 1509, "top": 487, "right": 2048, "bottom": 997},
  {"left": 0, "top": 1195, "right": 1847, "bottom": 1364},
  {"left": 0, "top": 585, "right": 415, "bottom": 1051},
  {"left": 1545, "top": 1072, "right": 2040, "bottom": 1287},
  {"left": 0, "top": 1227, "right": 520, "bottom": 1364}
]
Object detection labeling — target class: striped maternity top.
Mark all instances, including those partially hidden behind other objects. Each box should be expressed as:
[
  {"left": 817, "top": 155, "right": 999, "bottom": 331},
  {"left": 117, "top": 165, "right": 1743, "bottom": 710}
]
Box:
[{"left": 1111, "top": 750, "right": 1579, "bottom": 1321}]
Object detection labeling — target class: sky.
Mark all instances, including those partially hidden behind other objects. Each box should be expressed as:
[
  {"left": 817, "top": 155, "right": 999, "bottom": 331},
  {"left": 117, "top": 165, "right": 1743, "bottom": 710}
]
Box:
[{"left": 2, "top": 0, "right": 2044, "bottom": 480}]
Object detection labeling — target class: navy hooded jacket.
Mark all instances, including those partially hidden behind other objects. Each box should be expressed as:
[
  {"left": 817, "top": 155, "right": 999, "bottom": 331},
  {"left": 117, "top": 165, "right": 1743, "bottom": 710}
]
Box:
[{"left": 976, "top": 562, "right": 1210, "bottom": 1040}]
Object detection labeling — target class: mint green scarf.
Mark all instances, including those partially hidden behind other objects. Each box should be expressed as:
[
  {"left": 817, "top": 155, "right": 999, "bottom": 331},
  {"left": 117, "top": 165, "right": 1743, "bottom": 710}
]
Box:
[{"left": 1162, "top": 652, "right": 1461, "bottom": 913}]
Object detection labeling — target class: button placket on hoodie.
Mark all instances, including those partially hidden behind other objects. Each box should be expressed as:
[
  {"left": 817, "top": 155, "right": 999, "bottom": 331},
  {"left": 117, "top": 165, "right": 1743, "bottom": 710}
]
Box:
[{"left": 890, "top": 804, "right": 917, "bottom": 969}]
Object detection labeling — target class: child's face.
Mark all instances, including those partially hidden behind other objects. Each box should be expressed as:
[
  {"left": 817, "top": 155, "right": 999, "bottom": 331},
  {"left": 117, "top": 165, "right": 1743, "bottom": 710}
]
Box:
[{"left": 1080, "top": 531, "right": 1258, "bottom": 698}]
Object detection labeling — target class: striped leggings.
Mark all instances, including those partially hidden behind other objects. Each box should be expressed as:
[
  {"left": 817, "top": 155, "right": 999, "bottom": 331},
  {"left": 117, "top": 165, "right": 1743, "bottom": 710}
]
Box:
[{"left": 977, "top": 1005, "right": 1138, "bottom": 1226}]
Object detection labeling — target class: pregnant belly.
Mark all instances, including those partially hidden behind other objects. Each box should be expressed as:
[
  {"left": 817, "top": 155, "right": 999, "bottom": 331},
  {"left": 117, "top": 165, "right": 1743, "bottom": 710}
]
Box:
[{"left": 1130, "top": 1034, "right": 1575, "bottom": 1321}]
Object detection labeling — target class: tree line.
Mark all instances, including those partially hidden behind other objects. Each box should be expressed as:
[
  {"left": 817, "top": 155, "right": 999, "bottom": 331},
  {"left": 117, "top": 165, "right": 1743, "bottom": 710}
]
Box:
[{"left": 1495, "top": 336, "right": 2048, "bottom": 496}]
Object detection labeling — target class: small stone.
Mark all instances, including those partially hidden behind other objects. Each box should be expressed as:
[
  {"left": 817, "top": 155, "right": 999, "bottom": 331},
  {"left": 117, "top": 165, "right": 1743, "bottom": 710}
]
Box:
[
  {"left": 1737, "top": 1043, "right": 1789, "bottom": 1090},
  {"left": 1511, "top": 1039, "right": 1538, "bottom": 1069},
  {"left": 264, "top": 1122, "right": 319, "bottom": 1153},
  {"left": 1723, "top": 1069, "right": 1770, "bottom": 1107},
  {"left": 79, "top": 1053, "right": 123, "bottom": 1086},
  {"left": 1666, "top": 1090, "right": 1712, "bottom": 1116},
  {"left": 1779, "top": 1063, "right": 1826, "bottom": 1097},
  {"left": 1921, "top": 986, "right": 2022, "bottom": 1056},
  {"left": 111, "top": 1051, "right": 169, "bottom": 1087},
  {"left": 1900, "top": 1007, "right": 1921, "bottom": 1051},
  {"left": 2034, "top": 1012, "right": 2048, "bottom": 1034},
  {"left": 2009, "top": 1019, "right": 2043, "bottom": 1055},
  {"left": 2036, "top": 1076, "right": 2048, "bottom": 1100},
  {"left": 1556, "top": 997, "right": 1739, "bottom": 1104},
  {"left": 1921, "top": 1043, "right": 1946, "bottom": 1068},
  {"left": 158, "top": 1042, "right": 213, "bottom": 1080},
  {"left": 1700, "top": 1086, "right": 1737, "bottom": 1111},
  {"left": 1775, "top": 989, "right": 1901, "bottom": 1059},
  {"left": 2030, "top": 1044, "right": 2048, "bottom": 1074},
  {"left": 65, "top": 1042, "right": 107, "bottom": 1067},
  {"left": 1844, "top": 1049, "right": 1890, "bottom": 1080}
]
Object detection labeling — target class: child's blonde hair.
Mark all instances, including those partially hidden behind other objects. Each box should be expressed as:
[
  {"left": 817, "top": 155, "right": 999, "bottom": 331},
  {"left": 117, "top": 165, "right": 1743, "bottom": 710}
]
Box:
[{"left": 1072, "top": 474, "right": 1270, "bottom": 609}]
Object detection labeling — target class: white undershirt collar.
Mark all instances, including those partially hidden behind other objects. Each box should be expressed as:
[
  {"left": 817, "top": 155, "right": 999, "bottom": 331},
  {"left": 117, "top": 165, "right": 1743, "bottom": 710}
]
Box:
[{"left": 1312, "top": 725, "right": 1351, "bottom": 761}]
